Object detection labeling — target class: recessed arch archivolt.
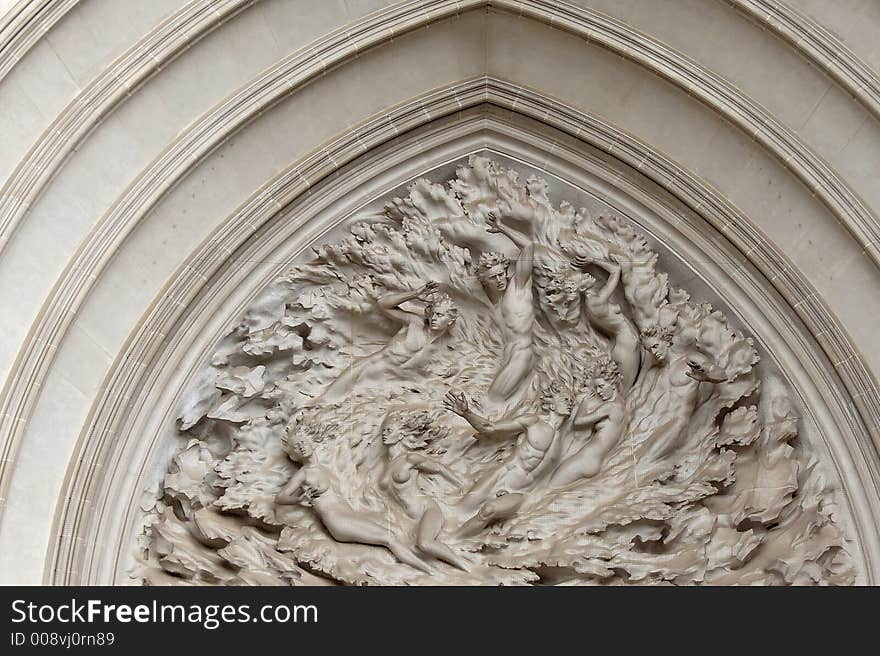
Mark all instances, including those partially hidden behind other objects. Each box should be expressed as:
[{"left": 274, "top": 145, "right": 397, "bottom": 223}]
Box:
[
  {"left": 4, "top": 4, "right": 880, "bottom": 579},
  {"left": 48, "top": 82, "right": 880, "bottom": 585}
]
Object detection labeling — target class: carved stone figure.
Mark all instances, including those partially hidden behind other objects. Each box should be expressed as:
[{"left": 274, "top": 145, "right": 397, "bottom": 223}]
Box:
[
  {"left": 378, "top": 409, "right": 470, "bottom": 570},
  {"left": 477, "top": 211, "right": 536, "bottom": 413},
  {"left": 633, "top": 323, "right": 727, "bottom": 464},
  {"left": 276, "top": 424, "right": 431, "bottom": 574},
  {"left": 442, "top": 387, "right": 569, "bottom": 535},
  {"left": 550, "top": 356, "right": 627, "bottom": 487},
  {"left": 139, "top": 156, "right": 855, "bottom": 586},
  {"left": 569, "top": 252, "right": 641, "bottom": 392},
  {"left": 321, "top": 281, "right": 457, "bottom": 401}
]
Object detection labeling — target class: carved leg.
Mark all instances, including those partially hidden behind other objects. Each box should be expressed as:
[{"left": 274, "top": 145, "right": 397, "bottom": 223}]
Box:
[
  {"left": 611, "top": 329, "right": 641, "bottom": 392},
  {"left": 549, "top": 442, "right": 606, "bottom": 487},
  {"left": 386, "top": 539, "right": 435, "bottom": 575},
  {"left": 416, "top": 506, "right": 470, "bottom": 571},
  {"left": 458, "top": 467, "right": 504, "bottom": 514},
  {"left": 456, "top": 493, "right": 524, "bottom": 538},
  {"left": 317, "top": 507, "right": 433, "bottom": 574}
]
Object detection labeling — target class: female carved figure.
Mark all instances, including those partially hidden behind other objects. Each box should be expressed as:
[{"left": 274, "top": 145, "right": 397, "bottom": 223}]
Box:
[
  {"left": 635, "top": 324, "right": 727, "bottom": 462},
  {"left": 478, "top": 211, "right": 536, "bottom": 411},
  {"left": 569, "top": 253, "right": 640, "bottom": 392},
  {"left": 276, "top": 427, "right": 431, "bottom": 574},
  {"left": 321, "top": 281, "right": 457, "bottom": 400},
  {"left": 378, "top": 410, "right": 470, "bottom": 570},
  {"left": 550, "top": 357, "right": 627, "bottom": 487},
  {"left": 442, "top": 385, "right": 571, "bottom": 537}
]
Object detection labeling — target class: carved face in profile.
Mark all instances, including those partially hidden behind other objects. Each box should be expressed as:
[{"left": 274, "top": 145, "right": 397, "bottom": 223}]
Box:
[
  {"left": 643, "top": 335, "right": 670, "bottom": 364},
  {"left": 380, "top": 409, "right": 448, "bottom": 451},
  {"left": 593, "top": 376, "right": 616, "bottom": 402},
  {"left": 580, "top": 273, "right": 596, "bottom": 293},
  {"left": 381, "top": 424, "right": 402, "bottom": 446},
  {"left": 540, "top": 386, "right": 573, "bottom": 417}
]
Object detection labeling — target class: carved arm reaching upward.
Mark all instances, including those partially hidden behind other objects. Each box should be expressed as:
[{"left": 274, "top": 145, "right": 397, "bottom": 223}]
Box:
[
  {"left": 486, "top": 211, "right": 535, "bottom": 288},
  {"left": 571, "top": 254, "right": 620, "bottom": 304},
  {"left": 594, "top": 259, "right": 621, "bottom": 304},
  {"left": 377, "top": 281, "right": 439, "bottom": 324}
]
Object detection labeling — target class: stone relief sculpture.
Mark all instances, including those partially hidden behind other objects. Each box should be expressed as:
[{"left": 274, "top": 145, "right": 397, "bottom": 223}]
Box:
[
  {"left": 550, "top": 356, "right": 627, "bottom": 487},
  {"left": 478, "top": 212, "right": 537, "bottom": 414},
  {"left": 276, "top": 424, "right": 432, "bottom": 574},
  {"left": 319, "top": 281, "right": 457, "bottom": 401},
  {"left": 138, "top": 156, "right": 855, "bottom": 585}
]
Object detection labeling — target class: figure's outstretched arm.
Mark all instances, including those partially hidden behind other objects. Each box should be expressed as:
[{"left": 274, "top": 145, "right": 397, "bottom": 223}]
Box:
[
  {"left": 377, "top": 281, "right": 438, "bottom": 324},
  {"left": 409, "top": 454, "right": 465, "bottom": 488},
  {"left": 569, "top": 253, "right": 621, "bottom": 305},
  {"left": 276, "top": 468, "right": 307, "bottom": 505},
  {"left": 487, "top": 211, "right": 531, "bottom": 250},
  {"left": 442, "top": 391, "right": 529, "bottom": 439},
  {"left": 685, "top": 357, "right": 727, "bottom": 384},
  {"left": 512, "top": 242, "right": 535, "bottom": 288},
  {"left": 477, "top": 416, "right": 532, "bottom": 439},
  {"left": 486, "top": 212, "right": 534, "bottom": 287}
]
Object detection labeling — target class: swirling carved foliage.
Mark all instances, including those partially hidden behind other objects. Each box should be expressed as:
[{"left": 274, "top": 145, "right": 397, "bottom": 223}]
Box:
[{"left": 138, "top": 157, "right": 853, "bottom": 585}]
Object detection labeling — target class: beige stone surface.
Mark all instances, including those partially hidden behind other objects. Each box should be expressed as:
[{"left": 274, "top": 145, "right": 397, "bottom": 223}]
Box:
[{"left": 0, "top": 0, "right": 877, "bottom": 585}]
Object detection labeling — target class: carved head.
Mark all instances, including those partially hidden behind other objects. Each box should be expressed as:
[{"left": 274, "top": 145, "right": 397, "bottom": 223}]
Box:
[
  {"left": 587, "top": 356, "right": 621, "bottom": 401},
  {"left": 283, "top": 416, "right": 332, "bottom": 462},
  {"left": 580, "top": 272, "right": 597, "bottom": 291},
  {"left": 285, "top": 433, "right": 314, "bottom": 463},
  {"left": 423, "top": 293, "right": 459, "bottom": 332},
  {"left": 477, "top": 251, "right": 511, "bottom": 292},
  {"left": 641, "top": 324, "right": 674, "bottom": 364},
  {"left": 380, "top": 408, "right": 449, "bottom": 451},
  {"left": 539, "top": 381, "right": 574, "bottom": 417},
  {"left": 544, "top": 267, "right": 594, "bottom": 296}
]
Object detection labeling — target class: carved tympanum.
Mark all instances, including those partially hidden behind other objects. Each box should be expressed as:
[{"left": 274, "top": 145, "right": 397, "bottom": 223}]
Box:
[{"left": 138, "top": 156, "right": 854, "bottom": 585}]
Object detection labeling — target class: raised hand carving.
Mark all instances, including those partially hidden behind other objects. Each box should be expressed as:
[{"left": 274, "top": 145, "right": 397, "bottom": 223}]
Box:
[
  {"left": 477, "top": 210, "right": 537, "bottom": 413},
  {"left": 140, "top": 155, "right": 854, "bottom": 586},
  {"left": 568, "top": 251, "right": 641, "bottom": 391}
]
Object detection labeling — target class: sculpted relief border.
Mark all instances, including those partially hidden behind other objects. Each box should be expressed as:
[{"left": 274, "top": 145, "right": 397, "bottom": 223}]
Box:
[
  {"left": 48, "top": 79, "right": 880, "bottom": 583},
  {"left": 4, "top": 0, "right": 880, "bottom": 536},
  {"left": 0, "top": 0, "right": 256, "bottom": 251},
  {"left": 0, "top": 0, "right": 880, "bottom": 260},
  {"left": 726, "top": 0, "right": 880, "bottom": 122}
]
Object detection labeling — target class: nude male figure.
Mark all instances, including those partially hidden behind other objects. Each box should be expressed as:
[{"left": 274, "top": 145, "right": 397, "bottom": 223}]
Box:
[
  {"left": 442, "top": 386, "right": 571, "bottom": 537},
  {"left": 477, "top": 211, "right": 536, "bottom": 410}
]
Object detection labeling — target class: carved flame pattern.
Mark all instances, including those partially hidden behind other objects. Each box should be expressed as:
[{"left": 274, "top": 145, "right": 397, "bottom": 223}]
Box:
[{"left": 138, "top": 157, "right": 854, "bottom": 585}]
